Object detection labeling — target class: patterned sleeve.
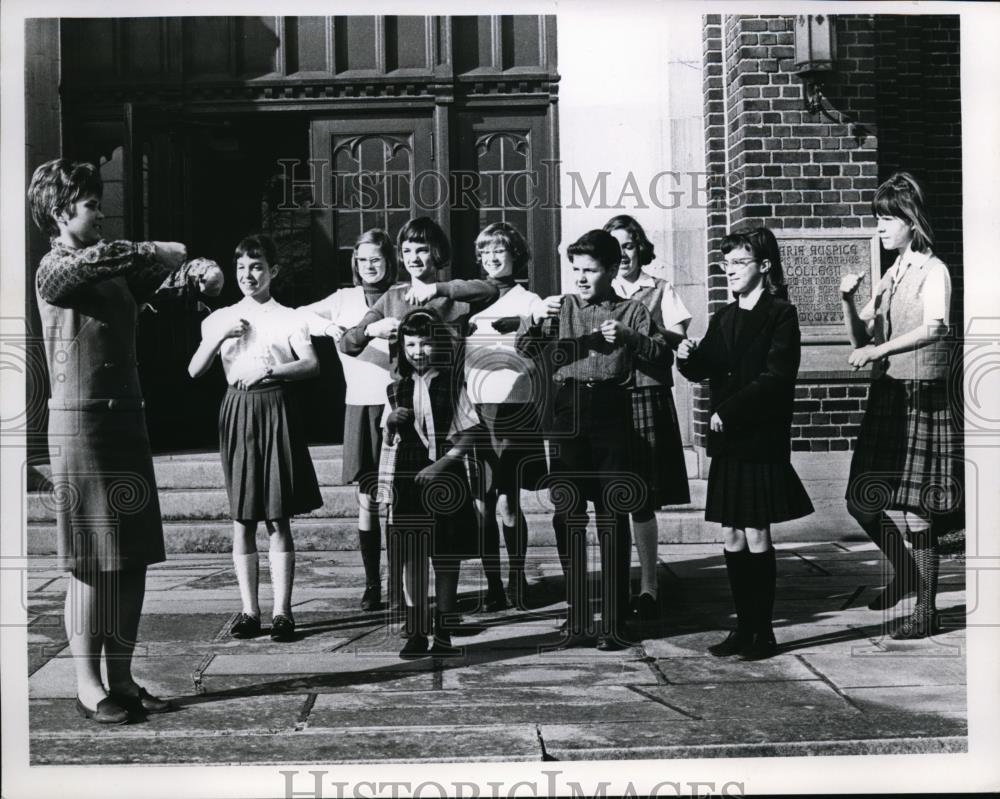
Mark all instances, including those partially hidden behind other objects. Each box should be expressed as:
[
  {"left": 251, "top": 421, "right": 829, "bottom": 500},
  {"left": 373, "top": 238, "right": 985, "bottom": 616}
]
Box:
[{"left": 36, "top": 240, "right": 162, "bottom": 305}]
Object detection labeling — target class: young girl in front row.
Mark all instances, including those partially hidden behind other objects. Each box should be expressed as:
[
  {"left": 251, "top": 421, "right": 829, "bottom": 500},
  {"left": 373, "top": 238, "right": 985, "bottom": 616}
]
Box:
[
  {"left": 298, "top": 229, "right": 399, "bottom": 612},
  {"left": 189, "top": 234, "right": 322, "bottom": 642},
  {"left": 677, "top": 226, "right": 813, "bottom": 661},
  {"left": 382, "top": 308, "right": 483, "bottom": 658}
]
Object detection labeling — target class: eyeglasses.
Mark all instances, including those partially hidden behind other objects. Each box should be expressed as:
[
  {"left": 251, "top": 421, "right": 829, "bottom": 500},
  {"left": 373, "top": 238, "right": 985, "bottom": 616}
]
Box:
[{"left": 479, "top": 247, "right": 508, "bottom": 258}]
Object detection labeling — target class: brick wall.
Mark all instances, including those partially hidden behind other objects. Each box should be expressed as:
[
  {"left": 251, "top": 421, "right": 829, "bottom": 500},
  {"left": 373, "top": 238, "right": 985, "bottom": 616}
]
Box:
[{"left": 698, "top": 13, "right": 962, "bottom": 453}]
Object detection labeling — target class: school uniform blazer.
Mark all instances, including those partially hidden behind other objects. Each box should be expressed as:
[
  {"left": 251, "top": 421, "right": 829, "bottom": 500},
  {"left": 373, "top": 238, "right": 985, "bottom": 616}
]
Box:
[{"left": 677, "top": 292, "right": 801, "bottom": 463}]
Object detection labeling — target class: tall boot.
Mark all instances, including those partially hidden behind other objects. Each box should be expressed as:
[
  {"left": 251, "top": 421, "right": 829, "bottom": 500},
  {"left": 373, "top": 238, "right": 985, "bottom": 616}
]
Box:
[
  {"left": 358, "top": 528, "right": 383, "bottom": 611},
  {"left": 862, "top": 512, "right": 917, "bottom": 610},
  {"left": 708, "top": 549, "right": 752, "bottom": 656},
  {"left": 481, "top": 513, "right": 507, "bottom": 612},
  {"left": 503, "top": 517, "right": 529, "bottom": 610},
  {"left": 399, "top": 603, "right": 429, "bottom": 658},
  {"left": 740, "top": 547, "right": 778, "bottom": 660},
  {"left": 892, "top": 532, "right": 939, "bottom": 639}
]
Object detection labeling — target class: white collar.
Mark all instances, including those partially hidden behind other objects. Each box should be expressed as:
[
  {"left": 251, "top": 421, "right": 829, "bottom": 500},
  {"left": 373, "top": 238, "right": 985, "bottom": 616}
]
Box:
[
  {"left": 737, "top": 282, "right": 765, "bottom": 310},
  {"left": 238, "top": 296, "right": 279, "bottom": 312},
  {"left": 613, "top": 272, "right": 656, "bottom": 295}
]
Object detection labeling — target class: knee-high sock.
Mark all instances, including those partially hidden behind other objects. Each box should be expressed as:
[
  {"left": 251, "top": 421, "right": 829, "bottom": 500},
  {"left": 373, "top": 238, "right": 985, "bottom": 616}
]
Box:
[
  {"left": 502, "top": 515, "right": 528, "bottom": 575},
  {"left": 481, "top": 511, "right": 504, "bottom": 593},
  {"left": 358, "top": 528, "right": 382, "bottom": 588},
  {"left": 268, "top": 550, "right": 295, "bottom": 618},
  {"left": 233, "top": 552, "right": 260, "bottom": 616},
  {"left": 632, "top": 517, "right": 659, "bottom": 598},
  {"left": 863, "top": 511, "right": 917, "bottom": 587},
  {"left": 747, "top": 548, "right": 776, "bottom": 635},
  {"left": 723, "top": 548, "right": 752, "bottom": 633}
]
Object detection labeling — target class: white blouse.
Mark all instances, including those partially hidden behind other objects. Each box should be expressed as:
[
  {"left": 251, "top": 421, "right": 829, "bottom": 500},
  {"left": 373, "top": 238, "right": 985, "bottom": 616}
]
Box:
[
  {"left": 298, "top": 286, "right": 392, "bottom": 405},
  {"left": 203, "top": 297, "right": 311, "bottom": 386}
]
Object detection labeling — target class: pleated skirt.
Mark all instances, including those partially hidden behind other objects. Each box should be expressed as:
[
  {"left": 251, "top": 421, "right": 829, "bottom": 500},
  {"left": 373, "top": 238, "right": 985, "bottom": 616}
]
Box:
[
  {"left": 219, "top": 384, "right": 322, "bottom": 522},
  {"left": 705, "top": 457, "right": 814, "bottom": 528},
  {"left": 629, "top": 385, "right": 691, "bottom": 507},
  {"left": 846, "top": 377, "right": 959, "bottom": 516}
]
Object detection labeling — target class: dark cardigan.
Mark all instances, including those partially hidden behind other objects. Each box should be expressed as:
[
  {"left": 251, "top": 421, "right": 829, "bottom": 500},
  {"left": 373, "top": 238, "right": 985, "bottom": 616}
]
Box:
[{"left": 677, "top": 291, "right": 802, "bottom": 463}]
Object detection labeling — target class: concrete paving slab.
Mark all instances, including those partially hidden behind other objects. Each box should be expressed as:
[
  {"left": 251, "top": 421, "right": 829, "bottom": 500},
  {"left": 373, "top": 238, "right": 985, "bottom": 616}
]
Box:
[
  {"left": 621, "top": 679, "right": 859, "bottom": 720},
  {"left": 652, "top": 654, "right": 820, "bottom": 684},
  {"left": 30, "top": 655, "right": 197, "bottom": 699},
  {"left": 439, "top": 661, "right": 655, "bottom": 689},
  {"left": 308, "top": 686, "right": 688, "bottom": 727},
  {"left": 842, "top": 685, "right": 967, "bottom": 714},
  {"left": 30, "top": 725, "right": 543, "bottom": 765},
  {"left": 799, "top": 652, "right": 967, "bottom": 689},
  {"left": 30, "top": 693, "right": 306, "bottom": 735}
]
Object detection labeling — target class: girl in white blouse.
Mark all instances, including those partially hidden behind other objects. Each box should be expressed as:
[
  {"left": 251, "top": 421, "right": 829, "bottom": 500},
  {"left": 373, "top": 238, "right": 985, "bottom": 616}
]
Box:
[{"left": 189, "top": 234, "right": 322, "bottom": 643}]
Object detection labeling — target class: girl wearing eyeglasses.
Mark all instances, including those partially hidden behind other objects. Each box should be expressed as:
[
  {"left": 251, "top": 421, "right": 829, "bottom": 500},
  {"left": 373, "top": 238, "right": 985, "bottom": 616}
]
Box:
[
  {"left": 677, "top": 226, "right": 813, "bottom": 660},
  {"left": 462, "top": 222, "right": 548, "bottom": 611},
  {"left": 298, "top": 229, "right": 401, "bottom": 612}
]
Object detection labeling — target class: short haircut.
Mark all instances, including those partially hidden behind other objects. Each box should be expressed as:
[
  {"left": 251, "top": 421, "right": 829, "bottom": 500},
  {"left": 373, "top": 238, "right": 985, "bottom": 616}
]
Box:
[
  {"left": 395, "top": 307, "right": 457, "bottom": 378},
  {"left": 352, "top": 228, "right": 397, "bottom": 289},
  {"left": 27, "top": 159, "right": 103, "bottom": 236},
  {"left": 603, "top": 214, "right": 655, "bottom": 267},
  {"left": 475, "top": 221, "right": 531, "bottom": 276},
  {"left": 396, "top": 216, "right": 451, "bottom": 270},
  {"left": 234, "top": 234, "right": 278, "bottom": 269},
  {"left": 871, "top": 171, "right": 934, "bottom": 253},
  {"left": 720, "top": 226, "right": 789, "bottom": 300},
  {"left": 566, "top": 229, "right": 621, "bottom": 271}
]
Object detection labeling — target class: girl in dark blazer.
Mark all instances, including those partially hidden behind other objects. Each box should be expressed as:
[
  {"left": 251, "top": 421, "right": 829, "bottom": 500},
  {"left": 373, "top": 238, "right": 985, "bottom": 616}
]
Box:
[{"left": 677, "top": 227, "right": 813, "bottom": 660}]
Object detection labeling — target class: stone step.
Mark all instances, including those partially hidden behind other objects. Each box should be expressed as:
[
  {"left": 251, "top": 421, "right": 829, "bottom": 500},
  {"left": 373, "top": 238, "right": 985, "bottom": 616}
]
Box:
[{"left": 25, "top": 500, "right": 857, "bottom": 554}]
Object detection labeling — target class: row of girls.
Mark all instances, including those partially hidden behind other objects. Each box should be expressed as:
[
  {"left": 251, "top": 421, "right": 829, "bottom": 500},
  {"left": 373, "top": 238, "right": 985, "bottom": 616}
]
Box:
[
  {"left": 187, "top": 213, "right": 695, "bottom": 655},
  {"left": 31, "top": 155, "right": 953, "bottom": 721}
]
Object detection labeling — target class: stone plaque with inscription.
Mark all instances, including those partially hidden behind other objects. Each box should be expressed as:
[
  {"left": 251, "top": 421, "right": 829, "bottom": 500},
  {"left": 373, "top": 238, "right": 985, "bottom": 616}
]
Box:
[
  {"left": 779, "top": 233, "right": 877, "bottom": 328},
  {"left": 776, "top": 230, "right": 879, "bottom": 375}
]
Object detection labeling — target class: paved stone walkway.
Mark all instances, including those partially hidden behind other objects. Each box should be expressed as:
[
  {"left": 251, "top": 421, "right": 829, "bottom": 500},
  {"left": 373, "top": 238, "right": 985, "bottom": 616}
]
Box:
[{"left": 27, "top": 542, "right": 967, "bottom": 764}]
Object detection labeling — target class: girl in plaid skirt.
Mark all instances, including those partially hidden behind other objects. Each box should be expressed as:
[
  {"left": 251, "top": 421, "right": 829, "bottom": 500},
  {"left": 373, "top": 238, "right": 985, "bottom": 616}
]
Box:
[
  {"left": 840, "top": 172, "right": 957, "bottom": 639},
  {"left": 604, "top": 215, "right": 692, "bottom": 623},
  {"left": 381, "top": 308, "right": 484, "bottom": 658}
]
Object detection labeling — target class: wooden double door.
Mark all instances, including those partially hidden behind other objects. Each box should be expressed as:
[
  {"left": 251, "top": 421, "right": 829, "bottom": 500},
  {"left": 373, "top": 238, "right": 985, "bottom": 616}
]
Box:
[{"left": 126, "top": 107, "right": 558, "bottom": 450}]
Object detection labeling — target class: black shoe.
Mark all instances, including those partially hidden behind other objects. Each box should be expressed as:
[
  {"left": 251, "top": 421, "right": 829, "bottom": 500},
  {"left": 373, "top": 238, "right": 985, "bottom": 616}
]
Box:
[
  {"left": 230, "top": 612, "right": 261, "bottom": 639},
  {"left": 708, "top": 629, "right": 753, "bottom": 657},
  {"left": 361, "top": 584, "right": 383, "bottom": 612},
  {"left": 270, "top": 614, "right": 296, "bottom": 642},
  {"left": 867, "top": 576, "right": 916, "bottom": 610},
  {"left": 739, "top": 631, "right": 779, "bottom": 661},
  {"left": 109, "top": 686, "right": 174, "bottom": 715},
  {"left": 890, "top": 609, "right": 940, "bottom": 640},
  {"left": 634, "top": 592, "right": 658, "bottom": 622},
  {"left": 506, "top": 571, "right": 530, "bottom": 610},
  {"left": 75, "top": 696, "right": 129, "bottom": 725},
  {"left": 482, "top": 587, "right": 509, "bottom": 613},
  {"left": 399, "top": 635, "right": 430, "bottom": 658},
  {"left": 430, "top": 632, "right": 462, "bottom": 657}
]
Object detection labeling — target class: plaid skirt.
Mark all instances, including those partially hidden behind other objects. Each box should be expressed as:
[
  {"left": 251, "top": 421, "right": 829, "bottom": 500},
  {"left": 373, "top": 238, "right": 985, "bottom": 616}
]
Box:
[
  {"left": 705, "top": 457, "right": 814, "bottom": 528},
  {"left": 630, "top": 385, "right": 691, "bottom": 507},
  {"left": 846, "top": 377, "right": 959, "bottom": 516},
  {"left": 219, "top": 384, "right": 322, "bottom": 522},
  {"left": 342, "top": 403, "right": 383, "bottom": 493}
]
